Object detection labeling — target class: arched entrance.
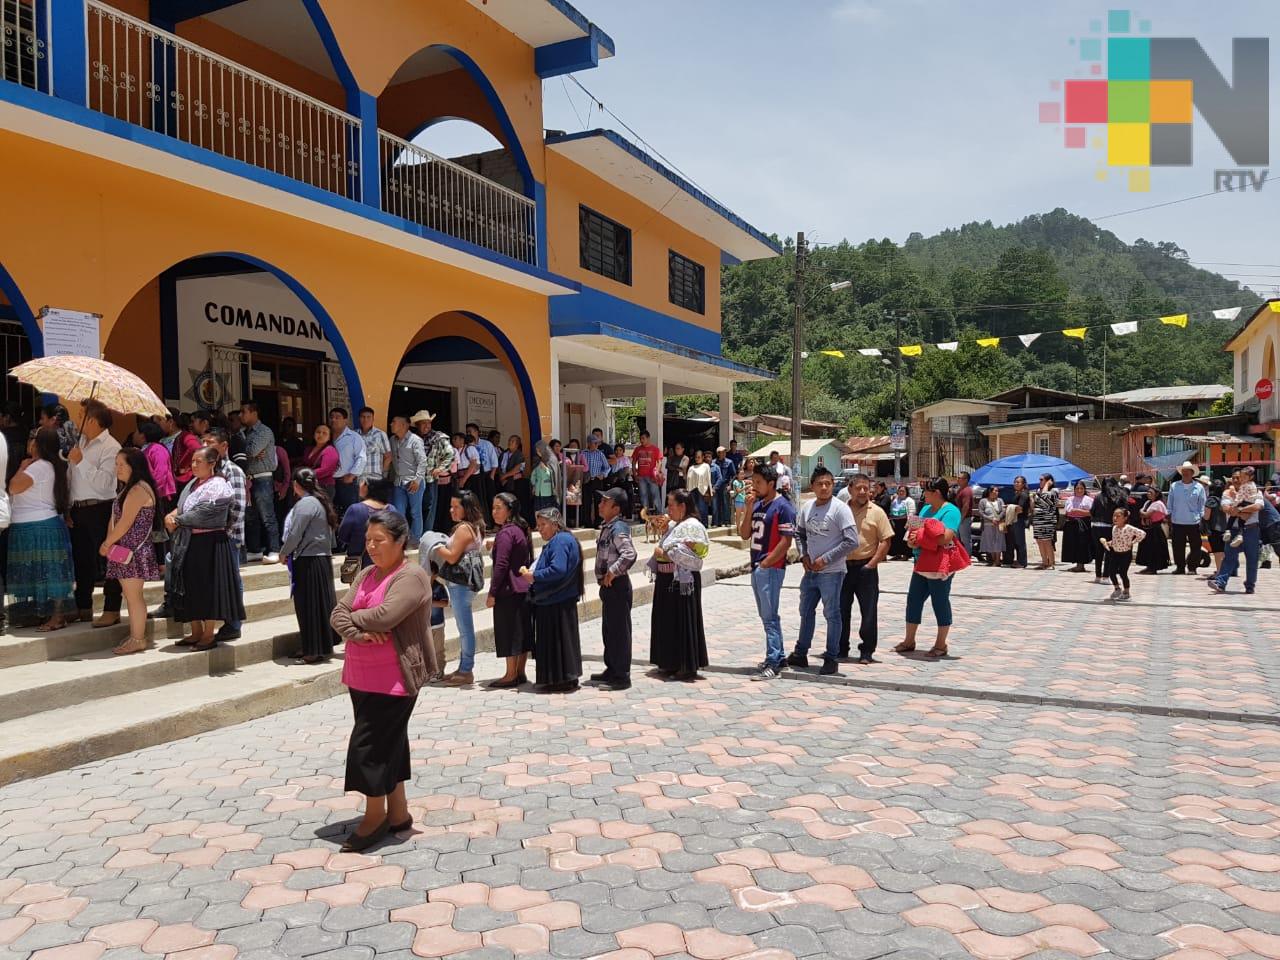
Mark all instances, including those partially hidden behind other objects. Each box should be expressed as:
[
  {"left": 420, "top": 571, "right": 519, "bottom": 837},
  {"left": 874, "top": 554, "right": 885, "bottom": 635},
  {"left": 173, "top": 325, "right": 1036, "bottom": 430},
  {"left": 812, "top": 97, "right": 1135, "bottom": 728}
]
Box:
[
  {"left": 104, "top": 253, "right": 363, "bottom": 443},
  {"left": 0, "top": 260, "right": 41, "bottom": 425},
  {"left": 391, "top": 311, "right": 538, "bottom": 444}
]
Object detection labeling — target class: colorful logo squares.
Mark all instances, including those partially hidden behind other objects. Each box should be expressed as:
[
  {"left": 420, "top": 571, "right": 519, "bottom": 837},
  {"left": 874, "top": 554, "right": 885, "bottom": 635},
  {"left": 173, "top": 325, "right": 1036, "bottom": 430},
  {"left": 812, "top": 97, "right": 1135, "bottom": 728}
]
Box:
[{"left": 1063, "top": 80, "right": 1191, "bottom": 125}]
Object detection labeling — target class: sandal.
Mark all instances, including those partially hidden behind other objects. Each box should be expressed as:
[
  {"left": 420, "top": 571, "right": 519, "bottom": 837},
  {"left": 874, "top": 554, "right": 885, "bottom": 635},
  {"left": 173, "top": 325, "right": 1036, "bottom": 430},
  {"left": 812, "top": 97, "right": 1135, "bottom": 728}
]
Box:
[
  {"left": 36, "top": 619, "right": 68, "bottom": 633},
  {"left": 176, "top": 636, "right": 198, "bottom": 647},
  {"left": 113, "top": 636, "right": 148, "bottom": 656},
  {"left": 189, "top": 638, "right": 218, "bottom": 652},
  {"left": 925, "top": 646, "right": 949, "bottom": 658},
  {"left": 892, "top": 642, "right": 916, "bottom": 654}
]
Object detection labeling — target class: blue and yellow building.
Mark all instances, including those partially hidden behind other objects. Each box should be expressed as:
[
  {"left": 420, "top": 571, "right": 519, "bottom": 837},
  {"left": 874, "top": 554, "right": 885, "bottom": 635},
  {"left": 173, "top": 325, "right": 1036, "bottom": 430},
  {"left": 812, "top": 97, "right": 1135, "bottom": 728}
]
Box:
[{"left": 0, "top": 0, "right": 778, "bottom": 451}]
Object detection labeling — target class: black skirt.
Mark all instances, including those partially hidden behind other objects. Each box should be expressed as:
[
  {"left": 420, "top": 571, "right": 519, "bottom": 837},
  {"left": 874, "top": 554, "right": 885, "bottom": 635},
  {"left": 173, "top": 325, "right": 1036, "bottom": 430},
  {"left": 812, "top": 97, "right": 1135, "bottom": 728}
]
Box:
[
  {"left": 1061, "top": 518, "right": 1094, "bottom": 564},
  {"left": 346, "top": 689, "right": 417, "bottom": 796},
  {"left": 174, "top": 531, "right": 245, "bottom": 624},
  {"left": 532, "top": 598, "right": 581, "bottom": 686},
  {"left": 649, "top": 571, "right": 709, "bottom": 675},
  {"left": 1137, "top": 522, "right": 1170, "bottom": 570},
  {"left": 292, "top": 554, "right": 337, "bottom": 659},
  {"left": 493, "top": 593, "right": 534, "bottom": 657}
]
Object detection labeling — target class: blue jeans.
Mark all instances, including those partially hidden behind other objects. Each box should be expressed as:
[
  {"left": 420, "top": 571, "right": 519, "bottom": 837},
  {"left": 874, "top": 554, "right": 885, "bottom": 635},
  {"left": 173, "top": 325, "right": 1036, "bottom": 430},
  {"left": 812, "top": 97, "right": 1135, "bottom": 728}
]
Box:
[
  {"left": 391, "top": 483, "right": 426, "bottom": 545},
  {"left": 794, "top": 569, "right": 845, "bottom": 661},
  {"left": 1214, "top": 525, "right": 1260, "bottom": 592},
  {"left": 334, "top": 478, "right": 359, "bottom": 516},
  {"left": 905, "top": 572, "right": 953, "bottom": 627},
  {"left": 751, "top": 565, "right": 786, "bottom": 667},
  {"left": 446, "top": 581, "right": 477, "bottom": 672},
  {"left": 247, "top": 476, "right": 280, "bottom": 554},
  {"left": 638, "top": 477, "right": 662, "bottom": 513}
]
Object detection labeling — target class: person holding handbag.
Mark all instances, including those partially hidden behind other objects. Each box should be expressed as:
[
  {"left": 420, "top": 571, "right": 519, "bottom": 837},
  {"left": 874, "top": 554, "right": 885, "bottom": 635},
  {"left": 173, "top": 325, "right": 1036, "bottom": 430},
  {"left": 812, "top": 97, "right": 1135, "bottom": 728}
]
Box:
[
  {"left": 99, "top": 449, "right": 163, "bottom": 655},
  {"left": 433, "top": 489, "right": 486, "bottom": 686},
  {"left": 894, "top": 477, "right": 967, "bottom": 659}
]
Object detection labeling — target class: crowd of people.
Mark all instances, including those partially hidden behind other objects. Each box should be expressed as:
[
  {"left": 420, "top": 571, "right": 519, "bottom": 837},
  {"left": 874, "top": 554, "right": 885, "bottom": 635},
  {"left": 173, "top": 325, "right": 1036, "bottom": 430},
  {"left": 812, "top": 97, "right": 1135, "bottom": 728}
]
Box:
[{"left": 1, "top": 397, "right": 1276, "bottom": 852}]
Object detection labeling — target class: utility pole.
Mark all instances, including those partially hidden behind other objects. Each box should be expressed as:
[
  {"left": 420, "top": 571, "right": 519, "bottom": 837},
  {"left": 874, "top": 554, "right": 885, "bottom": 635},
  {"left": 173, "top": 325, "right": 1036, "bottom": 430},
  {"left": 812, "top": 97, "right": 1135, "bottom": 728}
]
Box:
[
  {"left": 893, "top": 310, "right": 903, "bottom": 481},
  {"left": 790, "top": 231, "right": 807, "bottom": 479}
]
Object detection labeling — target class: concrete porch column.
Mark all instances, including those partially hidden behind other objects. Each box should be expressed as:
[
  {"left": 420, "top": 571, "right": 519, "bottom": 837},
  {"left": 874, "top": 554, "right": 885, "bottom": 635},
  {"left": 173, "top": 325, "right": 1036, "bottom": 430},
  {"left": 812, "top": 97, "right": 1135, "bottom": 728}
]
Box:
[
  {"left": 718, "top": 387, "right": 733, "bottom": 450},
  {"left": 549, "top": 346, "right": 562, "bottom": 440},
  {"left": 645, "top": 374, "right": 664, "bottom": 456}
]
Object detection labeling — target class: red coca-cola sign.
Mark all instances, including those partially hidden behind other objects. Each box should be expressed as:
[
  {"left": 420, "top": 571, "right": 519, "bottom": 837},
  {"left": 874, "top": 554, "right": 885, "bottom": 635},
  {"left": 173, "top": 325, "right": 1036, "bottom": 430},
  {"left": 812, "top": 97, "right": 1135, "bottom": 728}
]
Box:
[{"left": 1256, "top": 378, "right": 1275, "bottom": 401}]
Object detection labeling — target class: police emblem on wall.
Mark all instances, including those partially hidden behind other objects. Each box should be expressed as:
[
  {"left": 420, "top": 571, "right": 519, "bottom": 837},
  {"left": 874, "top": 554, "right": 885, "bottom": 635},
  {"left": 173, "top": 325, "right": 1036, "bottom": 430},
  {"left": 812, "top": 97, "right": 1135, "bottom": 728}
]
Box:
[{"left": 184, "top": 366, "right": 232, "bottom": 411}]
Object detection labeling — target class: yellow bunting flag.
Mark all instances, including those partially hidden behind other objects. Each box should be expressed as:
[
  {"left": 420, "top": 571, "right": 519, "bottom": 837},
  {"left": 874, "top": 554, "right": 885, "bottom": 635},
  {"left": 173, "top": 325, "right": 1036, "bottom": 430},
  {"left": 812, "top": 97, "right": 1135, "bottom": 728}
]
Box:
[
  {"left": 820, "top": 350, "right": 845, "bottom": 358},
  {"left": 899, "top": 345, "right": 922, "bottom": 357},
  {"left": 1062, "top": 327, "right": 1087, "bottom": 339},
  {"left": 1270, "top": 302, "right": 1280, "bottom": 313},
  {"left": 1159, "top": 313, "right": 1188, "bottom": 328},
  {"left": 976, "top": 337, "right": 1000, "bottom": 348}
]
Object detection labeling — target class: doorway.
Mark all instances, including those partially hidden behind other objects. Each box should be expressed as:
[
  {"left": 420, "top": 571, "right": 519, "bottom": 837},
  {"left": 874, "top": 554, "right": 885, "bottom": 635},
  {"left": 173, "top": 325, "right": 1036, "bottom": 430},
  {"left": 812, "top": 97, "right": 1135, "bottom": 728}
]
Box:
[
  {"left": 248, "top": 353, "right": 323, "bottom": 435},
  {"left": 562, "top": 402, "right": 585, "bottom": 445},
  {"left": 391, "top": 384, "right": 453, "bottom": 434}
]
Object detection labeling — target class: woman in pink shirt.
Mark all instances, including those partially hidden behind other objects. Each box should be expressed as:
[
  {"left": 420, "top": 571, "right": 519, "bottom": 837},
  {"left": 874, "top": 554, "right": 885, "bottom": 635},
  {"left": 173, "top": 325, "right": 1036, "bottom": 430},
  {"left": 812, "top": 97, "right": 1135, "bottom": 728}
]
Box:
[
  {"left": 330, "top": 510, "right": 438, "bottom": 853},
  {"left": 304, "top": 424, "right": 339, "bottom": 499}
]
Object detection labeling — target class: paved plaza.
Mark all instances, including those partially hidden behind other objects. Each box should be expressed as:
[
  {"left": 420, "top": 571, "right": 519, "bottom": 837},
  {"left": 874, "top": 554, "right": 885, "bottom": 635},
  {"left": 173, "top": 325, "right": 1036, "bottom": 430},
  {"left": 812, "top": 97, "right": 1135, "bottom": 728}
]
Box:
[{"left": 1, "top": 564, "right": 1277, "bottom": 960}]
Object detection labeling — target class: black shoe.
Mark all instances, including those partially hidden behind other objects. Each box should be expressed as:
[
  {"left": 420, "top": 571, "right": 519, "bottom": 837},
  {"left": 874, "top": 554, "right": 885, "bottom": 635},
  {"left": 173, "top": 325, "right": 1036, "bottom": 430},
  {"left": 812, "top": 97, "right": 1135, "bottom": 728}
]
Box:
[
  {"left": 786, "top": 652, "right": 809, "bottom": 669},
  {"left": 147, "top": 604, "right": 171, "bottom": 620},
  {"left": 837, "top": 647, "right": 851, "bottom": 659},
  {"left": 605, "top": 677, "right": 632, "bottom": 690},
  {"left": 340, "top": 819, "right": 389, "bottom": 853},
  {"left": 589, "top": 671, "right": 614, "bottom": 683},
  {"left": 215, "top": 627, "right": 241, "bottom": 641},
  {"left": 858, "top": 656, "right": 874, "bottom": 665},
  {"left": 819, "top": 658, "right": 839, "bottom": 676}
]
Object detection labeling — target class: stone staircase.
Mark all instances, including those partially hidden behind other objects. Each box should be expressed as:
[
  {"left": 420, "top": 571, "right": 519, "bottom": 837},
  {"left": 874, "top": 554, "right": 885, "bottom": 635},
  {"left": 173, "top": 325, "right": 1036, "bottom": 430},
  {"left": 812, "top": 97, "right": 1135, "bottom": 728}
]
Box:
[{"left": 0, "top": 525, "right": 746, "bottom": 785}]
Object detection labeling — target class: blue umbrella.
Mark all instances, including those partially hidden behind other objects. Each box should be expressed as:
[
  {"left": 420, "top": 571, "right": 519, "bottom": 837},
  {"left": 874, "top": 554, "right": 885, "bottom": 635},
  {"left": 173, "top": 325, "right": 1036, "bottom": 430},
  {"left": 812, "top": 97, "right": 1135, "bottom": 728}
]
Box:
[{"left": 971, "top": 454, "right": 1091, "bottom": 490}]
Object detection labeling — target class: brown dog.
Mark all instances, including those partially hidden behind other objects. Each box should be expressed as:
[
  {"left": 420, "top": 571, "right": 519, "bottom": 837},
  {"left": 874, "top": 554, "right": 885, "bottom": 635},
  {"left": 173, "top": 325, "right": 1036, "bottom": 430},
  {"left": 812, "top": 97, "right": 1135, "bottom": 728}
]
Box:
[{"left": 640, "top": 507, "right": 668, "bottom": 543}]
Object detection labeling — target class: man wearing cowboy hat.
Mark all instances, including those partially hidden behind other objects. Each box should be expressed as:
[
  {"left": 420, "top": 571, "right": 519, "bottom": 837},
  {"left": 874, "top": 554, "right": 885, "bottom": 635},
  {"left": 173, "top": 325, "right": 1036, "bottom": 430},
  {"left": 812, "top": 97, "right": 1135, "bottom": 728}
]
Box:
[
  {"left": 1167, "top": 460, "right": 1207, "bottom": 574},
  {"left": 413, "top": 410, "right": 455, "bottom": 536}
]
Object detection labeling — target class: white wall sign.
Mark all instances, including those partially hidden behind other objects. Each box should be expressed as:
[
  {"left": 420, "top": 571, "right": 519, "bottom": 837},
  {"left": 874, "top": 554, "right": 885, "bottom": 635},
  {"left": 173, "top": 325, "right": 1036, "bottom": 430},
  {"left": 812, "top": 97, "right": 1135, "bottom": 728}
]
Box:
[
  {"left": 174, "top": 274, "right": 338, "bottom": 404},
  {"left": 40, "top": 307, "right": 101, "bottom": 358},
  {"left": 466, "top": 390, "right": 498, "bottom": 431}
]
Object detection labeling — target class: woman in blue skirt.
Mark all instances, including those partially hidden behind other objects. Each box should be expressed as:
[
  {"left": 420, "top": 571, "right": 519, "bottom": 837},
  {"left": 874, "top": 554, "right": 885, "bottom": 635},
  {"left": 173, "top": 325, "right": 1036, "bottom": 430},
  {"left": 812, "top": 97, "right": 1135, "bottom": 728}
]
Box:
[{"left": 6, "top": 428, "right": 74, "bottom": 630}]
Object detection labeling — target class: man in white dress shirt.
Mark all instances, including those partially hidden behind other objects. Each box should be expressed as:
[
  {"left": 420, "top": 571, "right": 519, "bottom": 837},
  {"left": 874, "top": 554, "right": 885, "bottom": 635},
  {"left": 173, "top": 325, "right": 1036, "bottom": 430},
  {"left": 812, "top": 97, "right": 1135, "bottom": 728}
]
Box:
[{"left": 68, "top": 400, "right": 122, "bottom": 625}]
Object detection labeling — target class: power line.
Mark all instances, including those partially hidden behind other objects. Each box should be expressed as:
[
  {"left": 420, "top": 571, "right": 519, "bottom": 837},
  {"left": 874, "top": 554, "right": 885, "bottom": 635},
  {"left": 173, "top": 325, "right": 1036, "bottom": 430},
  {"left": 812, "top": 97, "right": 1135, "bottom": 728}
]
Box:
[
  {"left": 1089, "top": 175, "right": 1274, "bottom": 221},
  {"left": 564, "top": 74, "right": 726, "bottom": 208}
]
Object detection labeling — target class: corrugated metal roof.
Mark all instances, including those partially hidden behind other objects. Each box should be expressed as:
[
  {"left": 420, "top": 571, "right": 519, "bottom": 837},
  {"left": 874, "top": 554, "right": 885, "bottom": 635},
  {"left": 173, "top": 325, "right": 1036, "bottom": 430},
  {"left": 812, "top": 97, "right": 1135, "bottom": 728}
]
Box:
[{"left": 1102, "top": 385, "right": 1230, "bottom": 403}]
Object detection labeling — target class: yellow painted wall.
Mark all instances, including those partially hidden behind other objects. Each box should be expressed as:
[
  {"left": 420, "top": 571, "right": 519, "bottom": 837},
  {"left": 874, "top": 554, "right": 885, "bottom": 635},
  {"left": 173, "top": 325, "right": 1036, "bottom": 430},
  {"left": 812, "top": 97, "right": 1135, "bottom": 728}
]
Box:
[
  {"left": 545, "top": 151, "right": 722, "bottom": 334},
  {"left": 315, "top": 0, "right": 545, "bottom": 183},
  {"left": 0, "top": 129, "right": 552, "bottom": 439}
]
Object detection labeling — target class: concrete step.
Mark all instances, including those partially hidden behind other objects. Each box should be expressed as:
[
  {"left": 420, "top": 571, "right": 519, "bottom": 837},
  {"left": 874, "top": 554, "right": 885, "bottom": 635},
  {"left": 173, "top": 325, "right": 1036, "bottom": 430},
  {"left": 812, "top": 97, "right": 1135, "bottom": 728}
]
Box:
[{"left": 0, "top": 575, "right": 666, "bottom": 785}]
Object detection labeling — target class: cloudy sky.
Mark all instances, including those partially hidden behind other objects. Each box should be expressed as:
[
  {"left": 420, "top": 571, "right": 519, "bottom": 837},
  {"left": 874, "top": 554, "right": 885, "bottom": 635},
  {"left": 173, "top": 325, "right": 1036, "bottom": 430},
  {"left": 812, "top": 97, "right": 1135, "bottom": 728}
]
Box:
[{"left": 523, "top": 1, "right": 1278, "bottom": 297}]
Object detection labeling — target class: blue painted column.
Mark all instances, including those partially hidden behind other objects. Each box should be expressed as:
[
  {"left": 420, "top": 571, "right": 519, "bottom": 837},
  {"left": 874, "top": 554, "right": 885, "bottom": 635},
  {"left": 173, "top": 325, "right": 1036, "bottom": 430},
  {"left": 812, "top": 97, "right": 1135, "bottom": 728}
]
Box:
[
  {"left": 50, "top": 0, "right": 87, "bottom": 107},
  {"left": 534, "top": 181, "right": 548, "bottom": 268},
  {"left": 354, "top": 90, "right": 380, "bottom": 210}
]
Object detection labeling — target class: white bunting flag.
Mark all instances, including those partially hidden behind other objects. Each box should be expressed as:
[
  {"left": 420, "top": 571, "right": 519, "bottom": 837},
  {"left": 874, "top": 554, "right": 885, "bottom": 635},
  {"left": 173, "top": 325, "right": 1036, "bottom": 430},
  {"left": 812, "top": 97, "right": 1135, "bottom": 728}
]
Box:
[
  {"left": 1018, "top": 333, "right": 1041, "bottom": 347},
  {"left": 1111, "top": 321, "right": 1139, "bottom": 336},
  {"left": 857, "top": 348, "right": 883, "bottom": 357},
  {"left": 1211, "top": 307, "right": 1242, "bottom": 321},
  {"left": 936, "top": 342, "right": 958, "bottom": 351}
]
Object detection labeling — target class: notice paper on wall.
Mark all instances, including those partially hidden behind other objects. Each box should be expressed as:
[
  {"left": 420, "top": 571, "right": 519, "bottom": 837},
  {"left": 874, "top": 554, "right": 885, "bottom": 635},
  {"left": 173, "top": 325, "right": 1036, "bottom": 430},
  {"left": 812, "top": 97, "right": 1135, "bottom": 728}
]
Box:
[{"left": 40, "top": 307, "right": 102, "bottom": 358}]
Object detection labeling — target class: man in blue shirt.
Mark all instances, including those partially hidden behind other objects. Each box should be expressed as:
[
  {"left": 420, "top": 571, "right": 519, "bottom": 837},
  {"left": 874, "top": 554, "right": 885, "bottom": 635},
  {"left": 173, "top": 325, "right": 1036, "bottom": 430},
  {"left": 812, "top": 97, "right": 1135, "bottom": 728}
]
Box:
[
  {"left": 738, "top": 463, "right": 796, "bottom": 681},
  {"left": 468, "top": 423, "right": 500, "bottom": 524},
  {"left": 712, "top": 447, "right": 736, "bottom": 526},
  {"left": 1167, "top": 460, "right": 1208, "bottom": 574},
  {"left": 578, "top": 436, "right": 610, "bottom": 528},
  {"left": 329, "top": 407, "right": 367, "bottom": 517}
]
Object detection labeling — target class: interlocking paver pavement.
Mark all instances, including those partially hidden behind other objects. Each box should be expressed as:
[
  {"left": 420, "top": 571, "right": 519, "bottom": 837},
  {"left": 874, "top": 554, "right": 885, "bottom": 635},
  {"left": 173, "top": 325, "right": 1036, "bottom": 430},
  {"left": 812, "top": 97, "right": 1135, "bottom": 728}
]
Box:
[{"left": 2, "top": 567, "right": 1278, "bottom": 960}]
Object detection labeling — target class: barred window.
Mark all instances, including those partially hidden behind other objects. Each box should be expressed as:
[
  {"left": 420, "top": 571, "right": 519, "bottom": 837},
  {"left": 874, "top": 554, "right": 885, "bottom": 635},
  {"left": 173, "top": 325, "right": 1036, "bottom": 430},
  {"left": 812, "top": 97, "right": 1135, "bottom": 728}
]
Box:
[
  {"left": 579, "top": 206, "right": 631, "bottom": 285},
  {"left": 668, "top": 250, "right": 705, "bottom": 314}
]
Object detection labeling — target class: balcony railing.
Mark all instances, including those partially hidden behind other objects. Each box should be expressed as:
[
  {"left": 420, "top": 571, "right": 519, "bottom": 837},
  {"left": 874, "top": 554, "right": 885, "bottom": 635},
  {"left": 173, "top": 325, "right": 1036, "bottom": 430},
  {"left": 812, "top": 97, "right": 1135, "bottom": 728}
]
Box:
[
  {"left": 380, "top": 131, "right": 537, "bottom": 265},
  {"left": 6, "top": 3, "right": 541, "bottom": 266},
  {"left": 86, "top": 0, "right": 361, "bottom": 200},
  {"left": 2, "top": 0, "right": 46, "bottom": 92}
]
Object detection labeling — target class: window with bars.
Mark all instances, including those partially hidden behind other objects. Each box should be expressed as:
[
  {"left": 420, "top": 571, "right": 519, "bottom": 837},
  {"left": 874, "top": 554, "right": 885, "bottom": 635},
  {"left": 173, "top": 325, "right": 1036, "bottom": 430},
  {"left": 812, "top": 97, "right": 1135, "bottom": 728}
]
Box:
[
  {"left": 579, "top": 206, "right": 631, "bottom": 285},
  {"left": 668, "top": 250, "right": 705, "bottom": 314}
]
